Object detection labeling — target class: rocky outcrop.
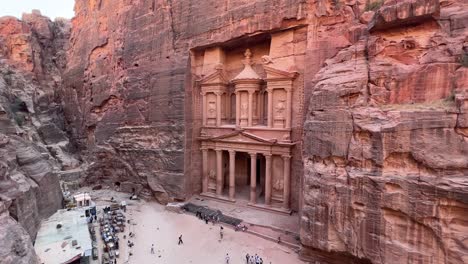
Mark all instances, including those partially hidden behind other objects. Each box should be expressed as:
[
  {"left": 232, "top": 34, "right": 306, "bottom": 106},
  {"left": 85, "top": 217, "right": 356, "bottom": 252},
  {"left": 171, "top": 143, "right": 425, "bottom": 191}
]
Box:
[
  {"left": 0, "top": 11, "right": 76, "bottom": 263},
  {"left": 0, "top": 201, "right": 39, "bottom": 264},
  {"left": 301, "top": 0, "right": 468, "bottom": 263}
]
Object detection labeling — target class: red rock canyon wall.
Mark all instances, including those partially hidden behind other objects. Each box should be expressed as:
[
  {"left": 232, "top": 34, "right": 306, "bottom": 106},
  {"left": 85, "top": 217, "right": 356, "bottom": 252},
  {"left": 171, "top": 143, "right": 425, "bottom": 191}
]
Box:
[{"left": 59, "top": 0, "right": 468, "bottom": 263}]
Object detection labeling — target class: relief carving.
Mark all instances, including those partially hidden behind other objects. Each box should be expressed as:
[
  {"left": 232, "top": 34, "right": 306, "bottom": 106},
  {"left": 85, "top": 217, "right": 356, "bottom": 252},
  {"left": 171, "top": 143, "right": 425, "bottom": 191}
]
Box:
[
  {"left": 208, "top": 169, "right": 216, "bottom": 180},
  {"left": 273, "top": 179, "right": 284, "bottom": 192},
  {"left": 275, "top": 99, "right": 286, "bottom": 120},
  {"left": 208, "top": 101, "right": 216, "bottom": 118},
  {"left": 241, "top": 102, "right": 248, "bottom": 118}
]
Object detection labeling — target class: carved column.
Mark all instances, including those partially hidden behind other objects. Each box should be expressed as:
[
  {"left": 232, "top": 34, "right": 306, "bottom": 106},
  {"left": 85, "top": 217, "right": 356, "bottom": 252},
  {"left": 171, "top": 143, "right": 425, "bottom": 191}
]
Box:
[
  {"left": 202, "top": 92, "right": 207, "bottom": 126},
  {"left": 248, "top": 90, "right": 254, "bottom": 127},
  {"left": 202, "top": 148, "right": 208, "bottom": 193},
  {"left": 216, "top": 149, "right": 223, "bottom": 195},
  {"left": 249, "top": 153, "right": 257, "bottom": 204},
  {"left": 229, "top": 150, "right": 236, "bottom": 200},
  {"left": 216, "top": 92, "right": 222, "bottom": 126},
  {"left": 285, "top": 88, "right": 292, "bottom": 129},
  {"left": 282, "top": 155, "right": 291, "bottom": 209},
  {"left": 235, "top": 91, "right": 240, "bottom": 127},
  {"left": 265, "top": 154, "right": 272, "bottom": 205},
  {"left": 267, "top": 89, "right": 273, "bottom": 128}
]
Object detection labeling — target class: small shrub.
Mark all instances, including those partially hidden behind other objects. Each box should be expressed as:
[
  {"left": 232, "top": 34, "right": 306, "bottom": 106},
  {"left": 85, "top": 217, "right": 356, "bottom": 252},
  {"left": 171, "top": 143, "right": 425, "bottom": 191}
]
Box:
[
  {"left": 459, "top": 52, "right": 468, "bottom": 67},
  {"left": 365, "top": 0, "right": 384, "bottom": 11},
  {"left": 445, "top": 91, "right": 456, "bottom": 102}
]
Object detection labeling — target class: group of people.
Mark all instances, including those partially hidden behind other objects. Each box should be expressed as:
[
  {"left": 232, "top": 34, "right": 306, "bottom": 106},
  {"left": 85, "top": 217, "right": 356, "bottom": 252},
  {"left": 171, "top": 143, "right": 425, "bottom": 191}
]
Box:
[
  {"left": 245, "top": 253, "right": 264, "bottom": 264},
  {"left": 195, "top": 210, "right": 220, "bottom": 225}
]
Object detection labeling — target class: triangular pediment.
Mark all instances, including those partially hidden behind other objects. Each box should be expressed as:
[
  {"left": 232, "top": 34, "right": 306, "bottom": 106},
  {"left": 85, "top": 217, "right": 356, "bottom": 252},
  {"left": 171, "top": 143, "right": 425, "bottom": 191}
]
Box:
[
  {"left": 200, "top": 69, "right": 228, "bottom": 86},
  {"left": 207, "top": 131, "right": 277, "bottom": 145},
  {"left": 263, "top": 65, "right": 297, "bottom": 80}
]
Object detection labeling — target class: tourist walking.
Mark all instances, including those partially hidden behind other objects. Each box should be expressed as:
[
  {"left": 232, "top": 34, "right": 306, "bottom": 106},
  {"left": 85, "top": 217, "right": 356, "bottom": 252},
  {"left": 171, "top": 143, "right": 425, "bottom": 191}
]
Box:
[
  {"left": 245, "top": 253, "right": 250, "bottom": 263},
  {"left": 151, "top": 244, "right": 154, "bottom": 254},
  {"left": 225, "top": 253, "right": 230, "bottom": 264},
  {"left": 178, "top": 235, "right": 184, "bottom": 245}
]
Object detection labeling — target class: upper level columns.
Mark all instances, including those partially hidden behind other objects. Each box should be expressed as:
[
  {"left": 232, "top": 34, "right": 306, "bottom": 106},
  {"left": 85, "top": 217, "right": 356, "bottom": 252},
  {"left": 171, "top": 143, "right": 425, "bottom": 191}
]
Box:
[
  {"left": 202, "top": 92, "right": 207, "bottom": 126},
  {"left": 285, "top": 88, "right": 292, "bottom": 129},
  {"left": 235, "top": 91, "right": 240, "bottom": 127},
  {"left": 215, "top": 91, "right": 222, "bottom": 126},
  {"left": 263, "top": 66, "right": 297, "bottom": 130},
  {"left": 247, "top": 91, "right": 254, "bottom": 127},
  {"left": 267, "top": 89, "right": 273, "bottom": 128}
]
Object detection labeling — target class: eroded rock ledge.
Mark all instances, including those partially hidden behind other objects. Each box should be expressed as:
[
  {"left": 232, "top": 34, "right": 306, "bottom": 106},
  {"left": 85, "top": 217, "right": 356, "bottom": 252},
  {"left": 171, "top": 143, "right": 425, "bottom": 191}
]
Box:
[{"left": 0, "top": 11, "right": 76, "bottom": 262}]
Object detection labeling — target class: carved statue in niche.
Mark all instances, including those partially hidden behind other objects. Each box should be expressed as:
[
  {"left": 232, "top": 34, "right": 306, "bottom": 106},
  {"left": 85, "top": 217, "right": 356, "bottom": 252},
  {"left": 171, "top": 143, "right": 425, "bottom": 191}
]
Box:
[
  {"left": 241, "top": 102, "right": 248, "bottom": 118},
  {"left": 275, "top": 99, "right": 286, "bottom": 119},
  {"left": 208, "top": 101, "right": 216, "bottom": 118},
  {"left": 208, "top": 169, "right": 216, "bottom": 180},
  {"left": 273, "top": 179, "right": 284, "bottom": 192}
]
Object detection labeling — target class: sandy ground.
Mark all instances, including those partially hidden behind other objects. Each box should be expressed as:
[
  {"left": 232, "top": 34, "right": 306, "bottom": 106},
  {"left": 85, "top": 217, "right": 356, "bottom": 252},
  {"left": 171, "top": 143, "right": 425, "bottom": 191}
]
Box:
[{"left": 78, "top": 188, "right": 306, "bottom": 264}]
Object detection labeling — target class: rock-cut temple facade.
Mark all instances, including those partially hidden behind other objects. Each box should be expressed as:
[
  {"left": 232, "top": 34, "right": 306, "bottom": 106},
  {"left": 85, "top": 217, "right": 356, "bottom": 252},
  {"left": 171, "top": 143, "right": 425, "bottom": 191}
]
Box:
[{"left": 191, "top": 29, "right": 306, "bottom": 213}]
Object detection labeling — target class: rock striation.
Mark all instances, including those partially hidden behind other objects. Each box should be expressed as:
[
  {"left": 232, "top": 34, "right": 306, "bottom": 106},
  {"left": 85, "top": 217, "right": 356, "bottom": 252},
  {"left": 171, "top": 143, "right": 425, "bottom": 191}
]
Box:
[
  {"left": 301, "top": 0, "right": 468, "bottom": 263},
  {"left": 0, "top": 201, "right": 39, "bottom": 264},
  {"left": 0, "top": 11, "right": 76, "bottom": 263},
  {"left": 0, "top": 0, "right": 464, "bottom": 264}
]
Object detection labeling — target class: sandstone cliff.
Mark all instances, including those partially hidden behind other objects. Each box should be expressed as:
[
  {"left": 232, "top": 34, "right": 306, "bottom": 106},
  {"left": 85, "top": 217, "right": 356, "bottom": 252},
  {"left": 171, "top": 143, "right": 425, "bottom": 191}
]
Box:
[
  {"left": 301, "top": 0, "right": 468, "bottom": 263},
  {"left": 0, "top": 11, "right": 75, "bottom": 263},
  {"left": 59, "top": 0, "right": 467, "bottom": 263},
  {"left": 62, "top": 0, "right": 309, "bottom": 203}
]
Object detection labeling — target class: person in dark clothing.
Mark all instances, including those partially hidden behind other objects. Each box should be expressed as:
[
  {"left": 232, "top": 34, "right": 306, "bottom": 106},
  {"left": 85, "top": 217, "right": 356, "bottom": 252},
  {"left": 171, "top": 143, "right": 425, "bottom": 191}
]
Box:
[{"left": 178, "top": 235, "right": 183, "bottom": 245}]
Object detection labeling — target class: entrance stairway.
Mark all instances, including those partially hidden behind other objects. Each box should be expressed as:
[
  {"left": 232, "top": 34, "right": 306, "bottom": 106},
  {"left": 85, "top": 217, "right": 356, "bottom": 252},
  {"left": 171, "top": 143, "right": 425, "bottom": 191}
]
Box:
[
  {"left": 181, "top": 201, "right": 301, "bottom": 250},
  {"left": 182, "top": 203, "right": 242, "bottom": 226}
]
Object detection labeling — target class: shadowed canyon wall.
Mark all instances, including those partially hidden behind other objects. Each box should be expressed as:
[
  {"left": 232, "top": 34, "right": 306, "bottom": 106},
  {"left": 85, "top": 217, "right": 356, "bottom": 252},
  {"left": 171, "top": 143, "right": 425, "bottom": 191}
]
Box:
[{"left": 0, "top": 11, "right": 75, "bottom": 263}]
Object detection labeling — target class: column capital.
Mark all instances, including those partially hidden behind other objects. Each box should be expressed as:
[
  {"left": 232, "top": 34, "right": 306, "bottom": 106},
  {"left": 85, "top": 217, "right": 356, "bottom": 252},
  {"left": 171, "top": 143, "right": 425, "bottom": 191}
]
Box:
[
  {"left": 214, "top": 91, "right": 224, "bottom": 96},
  {"left": 248, "top": 152, "right": 257, "bottom": 158},
  {"left": 247, "top": 90, "right": 256, "bottom": 95},
  {"left": 200, "top": 91, "right": 207, "bottom": 96},
  {"left": 284, "top": 87, "right": 292, "bottom": 92},
  {"left": 215, "top": 149, "right": 223, "bottom": 153},
  {"left": 264, "top": 153, "right": 272, "bottom": 158},
  {"left": 281, "top": 155, "right": 291, "bottom": 159},
  {"left": 228, "top": 150, "right": 236, "bottom": 155}
]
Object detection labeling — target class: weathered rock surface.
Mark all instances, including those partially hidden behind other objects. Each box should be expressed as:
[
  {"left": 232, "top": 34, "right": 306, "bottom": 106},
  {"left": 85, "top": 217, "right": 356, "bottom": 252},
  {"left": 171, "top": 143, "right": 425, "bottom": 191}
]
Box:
[
  {"left": 0, "top": 11, "right": 75, "bottom": 263},
  {"left": 301, "top": 0, "right": 468, "bottom": 263},
  {"left": 0, "top": 201, "right": 39, "bottom": 264},
  {"left": 17, "top": 0, "right": 466, "bottom": 263}
]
